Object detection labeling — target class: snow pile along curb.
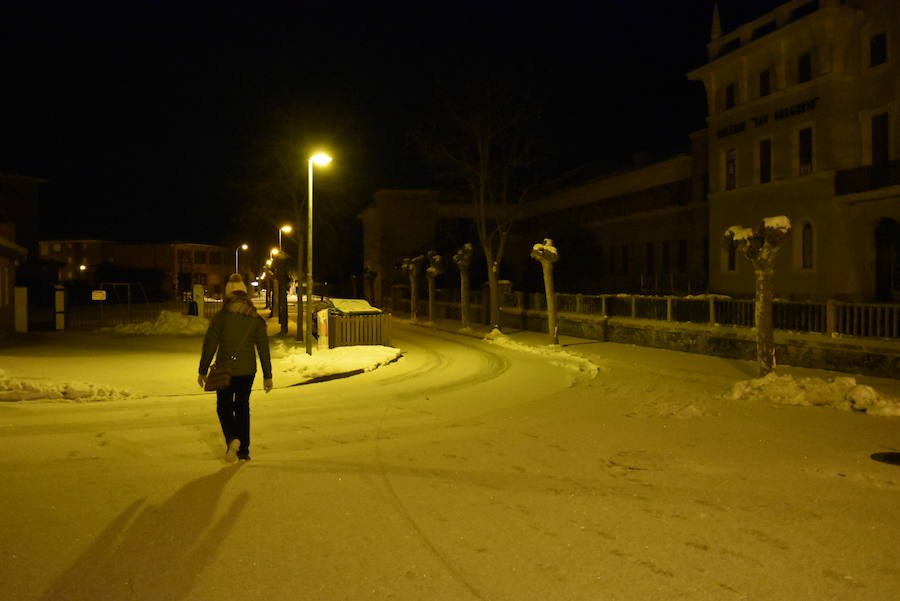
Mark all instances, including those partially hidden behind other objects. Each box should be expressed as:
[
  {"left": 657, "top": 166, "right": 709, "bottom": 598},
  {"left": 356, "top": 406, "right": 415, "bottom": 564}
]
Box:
[
  {"left": 729, "top": 372, "right": 900, "bottom": 417},
  {"left": 0, "top": 369, "right": 143, "bottom": 403},
  {"left": 99, "top": 310, "right": 210, "bottom": 336},
  {"left": 484, "top": 329, "right": 599, "bottom": 377},
  {"left": 271, "top": 342, "right": 402, "bottom": 382}
]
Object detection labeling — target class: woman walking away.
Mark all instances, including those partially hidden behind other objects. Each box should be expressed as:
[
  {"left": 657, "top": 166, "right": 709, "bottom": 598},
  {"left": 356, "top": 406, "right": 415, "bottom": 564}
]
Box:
[{"left": 198, "top": 274, "right": 273, "bottom": 462}]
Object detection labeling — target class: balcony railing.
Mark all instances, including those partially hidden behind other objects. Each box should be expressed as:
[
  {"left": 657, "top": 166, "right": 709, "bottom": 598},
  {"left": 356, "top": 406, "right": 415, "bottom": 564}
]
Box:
[{"left": 835, "top": 161, "right": 900, "bottom": 195}]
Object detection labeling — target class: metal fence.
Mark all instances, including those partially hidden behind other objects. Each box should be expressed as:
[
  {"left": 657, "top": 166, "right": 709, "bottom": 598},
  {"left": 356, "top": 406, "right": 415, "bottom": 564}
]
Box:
[
  {"left": 64, "top": 300, "right": 221, "bottom": 330},
  {"left": 327, "top": 312, "right": 391, "bottom": 348}
]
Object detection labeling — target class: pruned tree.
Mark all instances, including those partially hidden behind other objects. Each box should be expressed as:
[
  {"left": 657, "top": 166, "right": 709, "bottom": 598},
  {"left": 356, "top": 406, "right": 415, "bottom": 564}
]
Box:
[
  {"left": 363, "top": 265, "right": 378, "bottom": 305},
  {"left": 401, "top": 255, "right": 424, "bottom": 321},
  {"left": 724, "top": 216, "right": 792, "bottom": 376},
  {"left": 416, "top": 77, "right": 543, "bottom": 332},
  {"left": 452, "top": 243, "right": 474, "bottom": 330},
  {"left": 425, "top": 251, "right": 444, "bottom": 325},
  {"left": 531, "top": 238, "right": 560, "bottom": 345}
]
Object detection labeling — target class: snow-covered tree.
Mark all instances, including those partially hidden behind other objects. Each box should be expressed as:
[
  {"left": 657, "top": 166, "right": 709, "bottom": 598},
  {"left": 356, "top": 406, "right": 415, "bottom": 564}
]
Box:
[
  {"left": 401, "top": 256, "right": 424, "bottom": 321},
  {"left": 531, "top": 238, "right": 560, "bottom": 345},
  {"left": 425, "top": 251, "right": 444, "bottom": 325},
  {"left": 724, "top": 216, "right": 792, "bottom": 376},
  {"left": 452, "top": 243, "right": 474, "bottom": 330}
]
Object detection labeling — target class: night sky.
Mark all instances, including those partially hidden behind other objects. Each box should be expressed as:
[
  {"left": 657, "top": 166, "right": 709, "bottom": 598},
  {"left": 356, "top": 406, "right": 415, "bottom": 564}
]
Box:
[{"left": 3, "top": 0, "right": 785, "bottom": 251}]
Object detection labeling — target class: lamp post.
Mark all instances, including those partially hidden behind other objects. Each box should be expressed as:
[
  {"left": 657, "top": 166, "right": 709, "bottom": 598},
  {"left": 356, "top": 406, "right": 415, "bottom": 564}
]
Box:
[
  {"left": 279, "top": 225, "right": 292, "bottom": 250},
  {"left": 305, "top": 152, "right": 332, "bottom": 355},
  {"left": 234, "top": 243, "right": 248, "bottom": 272}
]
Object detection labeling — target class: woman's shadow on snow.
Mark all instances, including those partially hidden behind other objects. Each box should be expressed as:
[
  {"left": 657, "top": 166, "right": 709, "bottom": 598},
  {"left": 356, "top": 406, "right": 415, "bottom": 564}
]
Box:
[{"left": 41, "top": 465, "right": 247, "bottom": 601}]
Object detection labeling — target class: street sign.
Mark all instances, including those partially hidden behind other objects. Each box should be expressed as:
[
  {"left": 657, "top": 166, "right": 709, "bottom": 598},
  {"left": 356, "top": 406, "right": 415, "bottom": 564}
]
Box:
[{"left": 91, "top": 290, "right": 107, "bottom": 301}]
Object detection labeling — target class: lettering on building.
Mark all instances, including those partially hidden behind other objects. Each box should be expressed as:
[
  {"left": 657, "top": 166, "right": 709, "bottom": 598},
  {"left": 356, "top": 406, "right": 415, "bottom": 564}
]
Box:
[{"left": 716, "top": 97, "right": 820, "bottom": 139}]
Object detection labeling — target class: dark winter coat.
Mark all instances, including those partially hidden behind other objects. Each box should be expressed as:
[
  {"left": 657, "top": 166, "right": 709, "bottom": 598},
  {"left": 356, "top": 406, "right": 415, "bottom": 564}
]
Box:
[{"left": 199, "top": 292, "right": 272, "bottom": 379}]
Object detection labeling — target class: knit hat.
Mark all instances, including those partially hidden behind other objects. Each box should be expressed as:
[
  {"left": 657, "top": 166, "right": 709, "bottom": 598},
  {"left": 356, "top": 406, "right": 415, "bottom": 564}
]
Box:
[{"left": 224, "top": 273, "right": 247, "bottom": 297}]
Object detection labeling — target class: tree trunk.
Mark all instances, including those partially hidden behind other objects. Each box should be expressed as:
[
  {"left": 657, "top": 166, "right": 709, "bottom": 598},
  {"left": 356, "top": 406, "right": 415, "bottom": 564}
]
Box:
[
  {"left": 460, "top": 272, "right": 470, "bottom": 329},
  {"left": 427, "top": 276, "right": 435, "bottom": 324},
  {"left": 755, "top": 265, "right": 775, "bottom": 375},
  {"left": 542, "top": 261, "right": 558, "bottom": 345},
  {"left": 409, "top": 274, "right": 418, "bottom": 321},
  {"left": 485, "top": 254, "right": 500, "bottom": 330}
]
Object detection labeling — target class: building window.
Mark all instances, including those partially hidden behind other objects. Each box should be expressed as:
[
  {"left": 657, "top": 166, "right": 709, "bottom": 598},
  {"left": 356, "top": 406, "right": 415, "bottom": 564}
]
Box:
[
  {"left": 872, "top": 113, "right": 889, "bottom": 165},
  {"left": 759, "top": 139, "right": 772, "bottom": 183},
  {"left": 608, "top": 246, "right": 616, "bottom": 276},
  {"left": 726, "top": 148, "right": 737, "bottom": 189},
  {"left": 662, "top": 241, "right": 671, "bottom": 274},
  {"left": 759, "top": 69, "right": 771, "bottom": 97},
  {"left": 727, "top": 241, "right": 737, "bottom": 272},
  {"left": 620, "top": 244, "right": 629, "bottom": 274},
  {"left": 677, "top": 239, "right": 688, "bottom": 273},
  {"left": 871, "top": 32, "right": 887, "bottom": 67},
  {"left": 178, "top": 250, "right": 191, "bottom": 264},
  {"left": 725, "top": 83, "right": 736, "bottom": 110},
  {"left": 209, "top": 251, "right": 222, "bottom": 265},
  {"left": 194, "top": 251, "right": 207, "bottom": 264},
  {"left": 799, "top": 127, "right": 813, "bottom": 174},
  {"left": 798, "top": 52, "right": 812, "bottom": 83},
  {"left": 802, "top": 222, "right": 814, "bottom": 269}
]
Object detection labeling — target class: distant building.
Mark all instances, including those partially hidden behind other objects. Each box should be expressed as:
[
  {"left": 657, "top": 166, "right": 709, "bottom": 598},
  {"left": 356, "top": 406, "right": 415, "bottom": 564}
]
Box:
[
  {"left": 38, "top": 240, "right": 235, "bottom": 300},
  {"left": 0, "top": 224, "right": 27, "bottom": 343},
  {"left": 361, "top": 0, "right": 900, "bottom": 304},
  {"left": 689, "top": 0, "right": 900, "bottom": 301}
]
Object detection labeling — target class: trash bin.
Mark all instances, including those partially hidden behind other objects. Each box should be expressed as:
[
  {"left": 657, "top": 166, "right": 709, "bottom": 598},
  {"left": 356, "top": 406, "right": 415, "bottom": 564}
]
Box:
[{"left": 324, "top": 299, "right": 391, "bottom": 348}]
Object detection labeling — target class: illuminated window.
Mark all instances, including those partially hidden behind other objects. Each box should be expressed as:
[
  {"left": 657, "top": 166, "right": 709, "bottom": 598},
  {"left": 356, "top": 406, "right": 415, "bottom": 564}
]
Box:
[
  {"left": 759, "top": 139, "right": 772, "bottom": 183},
  {"left": 759, "top": 69, "right": 771, "bottom": 97},
  {"left": 871, "top": 32, "right": 887, "bottom": 67},
  {"left": 802, "top": 222, "right": 814, "bottom": 269},
  {"left": 798, "top": 52, "right": 812, "bottom": 83},
  {"left": 726, "top": 149, "right": 737, "bottom": 189},
  {"left": 799, "top": 128, "right": 813, "bottom": 174}
]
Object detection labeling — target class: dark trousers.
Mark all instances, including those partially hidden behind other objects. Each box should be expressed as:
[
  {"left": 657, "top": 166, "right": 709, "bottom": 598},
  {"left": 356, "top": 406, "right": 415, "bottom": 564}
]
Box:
[{"left": 216, "top": 374, "right": 254, "bottom": 457}]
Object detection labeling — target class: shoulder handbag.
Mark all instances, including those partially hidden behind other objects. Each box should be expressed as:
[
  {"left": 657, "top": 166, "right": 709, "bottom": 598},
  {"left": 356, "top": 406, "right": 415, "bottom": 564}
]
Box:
[{"left": 204, "top": 318, "right": 258, "bottom": 391}]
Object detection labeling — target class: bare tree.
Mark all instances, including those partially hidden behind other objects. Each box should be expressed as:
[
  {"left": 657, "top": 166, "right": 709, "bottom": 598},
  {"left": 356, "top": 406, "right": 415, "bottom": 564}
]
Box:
[
  {"left": 425, "top": 250, "right": 444, "bottom": 325},
  {"left": 724, "top": 216, "right": 792, "bottom": 376},
  {"left": 401, "top": 256, "right": 424, "bottom": 321},
  {"left": 531, "top": 238, "right": 560, "bottom": 345},
  {"left": 417, "top": 79, "right": 542, "bottom": 332},
  {"left": 452, "top": 243, "right": 473, "bottom": 330}
]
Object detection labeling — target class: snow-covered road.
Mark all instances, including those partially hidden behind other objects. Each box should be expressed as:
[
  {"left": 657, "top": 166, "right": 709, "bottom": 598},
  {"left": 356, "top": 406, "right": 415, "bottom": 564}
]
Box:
[{"left": 2, "top": 321, "right": 899, "bottom": 600}]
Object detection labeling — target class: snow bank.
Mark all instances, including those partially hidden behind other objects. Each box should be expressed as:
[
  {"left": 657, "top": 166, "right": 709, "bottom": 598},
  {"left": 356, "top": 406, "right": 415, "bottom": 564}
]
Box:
[
  {"left": 99, "top": 310, "right": 210, "bottom": 336},
  {"left": 484, "top": 329, "right": 599, "bottom": 377},
  {"left": 271, "top": 341, "right": 402, "bottom": 381},
  {"left": 729, "top": 372, "right": 900, "bottom": 417},
  {"left": 0, "top": 369, "right": 143, "bottom": 403}
]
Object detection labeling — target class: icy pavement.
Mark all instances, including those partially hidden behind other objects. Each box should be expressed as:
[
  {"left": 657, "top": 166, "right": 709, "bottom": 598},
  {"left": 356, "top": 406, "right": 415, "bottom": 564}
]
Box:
[{"left": 1, "top": 316, "right": 899, "bottom": 600}]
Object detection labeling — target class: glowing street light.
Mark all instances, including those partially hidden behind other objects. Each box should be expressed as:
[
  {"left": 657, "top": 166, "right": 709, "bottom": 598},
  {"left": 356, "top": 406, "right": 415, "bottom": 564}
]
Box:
[
  {"left": 305, "top": 152, "right": 332, "bottom": 355},
  {"left": 279, "top": 225, "right": 292, "bottom": 250},
  {"left": 234, "top": 243, "right": 248, "bottom": 272}
]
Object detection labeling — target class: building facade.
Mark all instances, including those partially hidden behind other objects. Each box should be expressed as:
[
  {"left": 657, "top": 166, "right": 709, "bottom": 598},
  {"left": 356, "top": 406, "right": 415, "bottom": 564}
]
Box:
[
  {"left": 689, "top": 0, "right": 900, "bottom": 301},
  {"left": 359, "top": 0, "right": 900, "bottom": 305},
  {"left": 38, "top": 240, "right": 235, "bottom": 300}
]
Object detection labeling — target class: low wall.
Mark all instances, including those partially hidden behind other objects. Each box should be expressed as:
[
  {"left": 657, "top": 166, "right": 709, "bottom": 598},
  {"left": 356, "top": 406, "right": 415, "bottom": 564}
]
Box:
[{"left": 499, "top": 308, "right": 900, "bottom": 379}]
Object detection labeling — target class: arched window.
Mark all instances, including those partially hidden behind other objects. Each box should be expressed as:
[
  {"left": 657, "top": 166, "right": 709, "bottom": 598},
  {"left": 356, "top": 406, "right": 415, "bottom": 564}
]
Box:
[{"left": 802, "top": 222, "right": 814, "bottom": 269}]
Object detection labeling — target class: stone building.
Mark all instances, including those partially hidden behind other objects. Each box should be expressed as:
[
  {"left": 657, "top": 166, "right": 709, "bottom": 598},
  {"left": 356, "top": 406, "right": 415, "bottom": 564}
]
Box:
[
  {"left": 689, "top": 0, "right": 900, "bottom": 301},
  {"left": 359, "top": 0, "right": 900, "bottom": 306}
]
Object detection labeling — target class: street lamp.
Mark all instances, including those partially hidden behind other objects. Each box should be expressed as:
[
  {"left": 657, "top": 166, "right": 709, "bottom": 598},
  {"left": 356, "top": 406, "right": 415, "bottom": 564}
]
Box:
[
  {"left": 234, "top": 243, "right": 248, "bottom": 272},
  {"left": 279, "top": 225, "right": 292, "bottom": 250},
  {"left": 305, "top": 152, "right": 332, "bottom": 355}
]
